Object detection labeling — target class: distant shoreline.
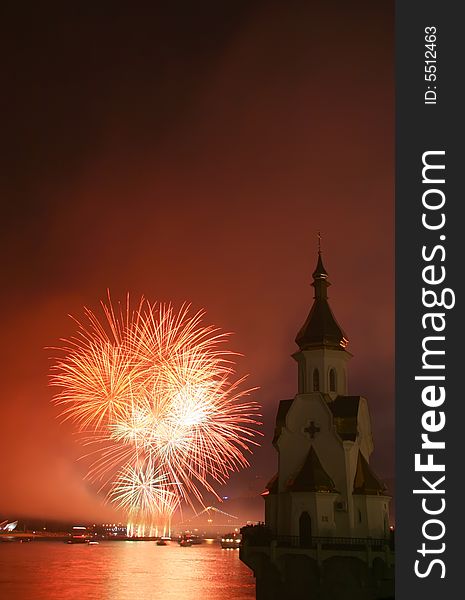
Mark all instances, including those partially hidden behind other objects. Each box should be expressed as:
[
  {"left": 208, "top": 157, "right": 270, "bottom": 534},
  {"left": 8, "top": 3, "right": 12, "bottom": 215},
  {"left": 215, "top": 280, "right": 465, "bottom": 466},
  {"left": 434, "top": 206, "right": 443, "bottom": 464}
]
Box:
[{"left": 0, "top": 534, "right": 167, "bottom": 543}]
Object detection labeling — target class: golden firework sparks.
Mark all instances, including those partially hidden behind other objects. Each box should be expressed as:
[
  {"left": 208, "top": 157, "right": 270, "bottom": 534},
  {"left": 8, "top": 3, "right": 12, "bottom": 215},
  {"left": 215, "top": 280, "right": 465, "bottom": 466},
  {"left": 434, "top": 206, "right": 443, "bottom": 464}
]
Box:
[{"left": 50, "top": 295, "right": 261, "bottom": 533}]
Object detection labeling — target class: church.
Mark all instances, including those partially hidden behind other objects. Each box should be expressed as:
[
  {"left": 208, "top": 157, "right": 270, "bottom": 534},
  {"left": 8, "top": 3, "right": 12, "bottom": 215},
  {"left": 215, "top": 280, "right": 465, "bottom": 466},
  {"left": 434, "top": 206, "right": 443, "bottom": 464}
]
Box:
[
  {"left": 265, "top": 250, "right": 390, "bottom": 541},
  {"left": 240, "top": 251, "right": 394, "bottom": 600}
]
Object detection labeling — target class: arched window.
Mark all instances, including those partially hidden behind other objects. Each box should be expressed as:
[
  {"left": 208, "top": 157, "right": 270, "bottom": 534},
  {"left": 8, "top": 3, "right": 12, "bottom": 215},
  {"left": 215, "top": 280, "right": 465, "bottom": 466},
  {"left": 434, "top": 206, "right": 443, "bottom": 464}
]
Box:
[
  {"left": 313, "top": 369, "right": 320, "bottom": 391},
  {"left": 358, "top": 509, "right": 362, "bottom": 524},
  {"left": 329, "top": 368, "right": 337, "bottom": 392}
]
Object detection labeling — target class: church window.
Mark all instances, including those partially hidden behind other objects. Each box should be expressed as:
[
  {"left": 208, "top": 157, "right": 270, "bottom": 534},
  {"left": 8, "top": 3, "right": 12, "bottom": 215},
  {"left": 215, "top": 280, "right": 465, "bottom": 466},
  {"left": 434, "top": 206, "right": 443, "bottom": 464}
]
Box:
[
  {"left": 313, "top": 369, "right": 320, "bottom": 391},
  {"left": 329, "top": 368, "right": 337, "bottom": 392},
  {"left": 358, "top": 509, "right": 362, "bottom": 523}
]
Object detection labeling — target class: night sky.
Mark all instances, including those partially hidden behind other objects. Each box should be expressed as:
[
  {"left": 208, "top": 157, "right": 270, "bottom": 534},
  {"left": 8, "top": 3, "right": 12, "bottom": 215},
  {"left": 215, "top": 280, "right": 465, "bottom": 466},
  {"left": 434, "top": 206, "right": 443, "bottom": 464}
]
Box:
[{"left": 1, "top": 1, "right": 393, "bottom": 522}]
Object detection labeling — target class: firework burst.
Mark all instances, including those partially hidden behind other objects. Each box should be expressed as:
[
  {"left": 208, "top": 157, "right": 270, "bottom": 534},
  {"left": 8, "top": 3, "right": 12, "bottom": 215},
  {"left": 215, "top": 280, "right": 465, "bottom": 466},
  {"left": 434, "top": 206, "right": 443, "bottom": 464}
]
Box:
[{"left": 50, "top": 295, "right": 261, "bottom": 533}]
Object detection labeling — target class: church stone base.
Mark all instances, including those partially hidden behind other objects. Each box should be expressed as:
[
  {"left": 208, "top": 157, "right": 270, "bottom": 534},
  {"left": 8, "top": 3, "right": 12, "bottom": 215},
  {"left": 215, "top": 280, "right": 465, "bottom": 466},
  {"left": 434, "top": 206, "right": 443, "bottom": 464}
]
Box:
[{"left": 240, "top": 544, "right": 394, "bottom": 600}]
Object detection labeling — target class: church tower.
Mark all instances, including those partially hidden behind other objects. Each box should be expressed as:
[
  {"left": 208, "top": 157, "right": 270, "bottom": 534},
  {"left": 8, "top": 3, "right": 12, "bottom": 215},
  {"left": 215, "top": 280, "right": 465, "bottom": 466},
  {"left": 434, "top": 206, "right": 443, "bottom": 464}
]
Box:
[
  {"left": 264, "top": 250, "right": 390, "bottom": 541},
  {"left": 293, "top": 250, "right": 350, "bottom": 398}
]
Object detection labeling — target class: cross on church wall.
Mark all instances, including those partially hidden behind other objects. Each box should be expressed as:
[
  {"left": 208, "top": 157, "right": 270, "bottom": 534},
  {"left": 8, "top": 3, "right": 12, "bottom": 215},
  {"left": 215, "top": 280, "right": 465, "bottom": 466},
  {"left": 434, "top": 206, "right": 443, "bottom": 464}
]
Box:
[{"left": 304, "top": 421, "right": 321, "bottom": 439}]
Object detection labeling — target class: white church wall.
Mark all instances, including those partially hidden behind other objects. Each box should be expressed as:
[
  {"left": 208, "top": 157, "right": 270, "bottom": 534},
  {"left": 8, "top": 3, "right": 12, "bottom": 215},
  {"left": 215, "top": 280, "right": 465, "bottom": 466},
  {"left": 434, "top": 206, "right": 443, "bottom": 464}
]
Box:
[
  {"left": 288, "top": 492, "right": 342, "bottom": 538},
  {"left": 277, "top": 492, "right": 293, "bottom": 536},
  {"left": 265, "top": 494, "right": 278, "bottom": 535},
  {"left": 314, "top": 493, "right": 339, "bottom": 536},
  {"left": 352, "top": 495, "right": 369, "bottom": 537},
  {"left": 342, "top": 440, "right": 360, "bottom": 531},
  {"left": 352, "top": 495, "right": 390, "bottom": 539},
  {"left": 289, "top": 493, "right": 317, "bottom": 537},
  {"left": 366, "top": 495, "right": 390, "bottom": 539},
  {"left": 296, "top": 349, "right": 351, "bottom": 397},
  {"left": 333, "top": 496, "right": 351, "bottom": 537},
  {"left": 279, "top": 394, "right": 348, "bottom": 497}
]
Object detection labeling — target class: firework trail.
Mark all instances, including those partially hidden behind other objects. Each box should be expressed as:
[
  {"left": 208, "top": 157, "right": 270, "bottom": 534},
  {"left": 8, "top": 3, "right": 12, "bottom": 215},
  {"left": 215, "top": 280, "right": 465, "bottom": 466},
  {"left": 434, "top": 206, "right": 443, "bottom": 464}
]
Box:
[{"left": 50, "top": 295, "right": 261, "bottom": 533}]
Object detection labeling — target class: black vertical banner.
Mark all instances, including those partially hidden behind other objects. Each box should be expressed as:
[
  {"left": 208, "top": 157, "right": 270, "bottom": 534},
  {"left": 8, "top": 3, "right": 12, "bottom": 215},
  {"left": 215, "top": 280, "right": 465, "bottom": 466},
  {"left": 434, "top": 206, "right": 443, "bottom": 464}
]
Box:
[{"left": 396, "top": 2, "right": 463, "bottom": 598}]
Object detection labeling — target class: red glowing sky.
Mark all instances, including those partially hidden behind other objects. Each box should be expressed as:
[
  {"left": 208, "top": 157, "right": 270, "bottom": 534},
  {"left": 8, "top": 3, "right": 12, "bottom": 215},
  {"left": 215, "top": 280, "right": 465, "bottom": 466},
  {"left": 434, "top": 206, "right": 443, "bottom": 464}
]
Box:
[{"left": 1, "top": 2, "right": 393, "bottom": 522}]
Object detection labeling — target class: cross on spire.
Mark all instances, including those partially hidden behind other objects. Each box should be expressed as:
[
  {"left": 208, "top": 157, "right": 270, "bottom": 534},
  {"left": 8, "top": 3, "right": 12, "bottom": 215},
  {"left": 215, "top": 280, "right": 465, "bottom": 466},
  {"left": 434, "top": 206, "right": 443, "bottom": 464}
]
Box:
[
  {"left": 304, "top": 421, "right": 321, "bottom": 439},
  {"left": 317, "top": 231, "right": 322, "bottom": 253}
]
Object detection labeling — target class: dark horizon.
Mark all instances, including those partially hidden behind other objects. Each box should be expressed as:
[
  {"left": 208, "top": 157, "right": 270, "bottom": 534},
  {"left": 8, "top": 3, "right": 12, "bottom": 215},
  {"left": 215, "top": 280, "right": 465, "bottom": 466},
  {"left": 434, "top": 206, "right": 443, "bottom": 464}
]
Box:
[{"left": 1, "top": 1, "right": 394, "bottom": 522}]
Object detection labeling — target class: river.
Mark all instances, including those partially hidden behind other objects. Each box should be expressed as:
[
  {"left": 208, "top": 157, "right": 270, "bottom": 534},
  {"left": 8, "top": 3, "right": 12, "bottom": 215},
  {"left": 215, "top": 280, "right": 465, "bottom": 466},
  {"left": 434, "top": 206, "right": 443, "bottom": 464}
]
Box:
[{"left": 0, "top": 540, "right": 255, "bottom": 600}]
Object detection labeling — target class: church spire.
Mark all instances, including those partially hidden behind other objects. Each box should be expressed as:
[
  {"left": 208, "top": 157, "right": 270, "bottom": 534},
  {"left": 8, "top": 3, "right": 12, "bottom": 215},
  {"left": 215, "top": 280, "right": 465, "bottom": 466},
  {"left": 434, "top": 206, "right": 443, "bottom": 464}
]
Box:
[
  {"left": 295, "top": 245, "right": 349, "bottom": 351},
  {"left": 312, "top": 249, "right": 329, "bottom": 300}
]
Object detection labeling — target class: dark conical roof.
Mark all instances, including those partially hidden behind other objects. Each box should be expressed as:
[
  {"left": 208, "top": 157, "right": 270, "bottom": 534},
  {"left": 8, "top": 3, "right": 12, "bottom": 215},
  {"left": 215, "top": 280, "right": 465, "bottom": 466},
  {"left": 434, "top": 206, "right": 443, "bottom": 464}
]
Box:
[
  {"left": 353, "top": 451, "right": 387, "bottom": 495},
  {"left": 295, "top": 252, "right": 349, "bottom": 351},
  {"left": 287, "top": 446, "right": 337, "bottom": 493},
  {"left": 261, "top": 473, "right": 278, "bottom": 496},
  {"left": 272, "top": 399, "right": 293, "bottom": 445}
]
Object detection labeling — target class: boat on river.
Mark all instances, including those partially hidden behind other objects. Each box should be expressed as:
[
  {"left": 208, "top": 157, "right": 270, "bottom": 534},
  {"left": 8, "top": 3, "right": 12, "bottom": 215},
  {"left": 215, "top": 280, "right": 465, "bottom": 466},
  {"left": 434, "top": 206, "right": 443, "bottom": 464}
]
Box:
[
  {"left": 178, "top": 533, "right": 202, "bottom": 547},
  {"left": 66, "top": 525, "right": 92, "bottom": 544},
  {"left": 220, "top": 532, "right": 241, "bottom": 549},
  {"left": 66, "top": 537, "right": 90, "bottom": 544}
]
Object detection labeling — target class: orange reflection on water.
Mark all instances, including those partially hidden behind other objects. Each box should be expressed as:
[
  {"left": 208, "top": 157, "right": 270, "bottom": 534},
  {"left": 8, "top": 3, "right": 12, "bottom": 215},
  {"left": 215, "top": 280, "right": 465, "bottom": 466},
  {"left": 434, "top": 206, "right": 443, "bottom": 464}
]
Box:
[{"left": 0, "top": 541, "right": 255, "bottom": 600}]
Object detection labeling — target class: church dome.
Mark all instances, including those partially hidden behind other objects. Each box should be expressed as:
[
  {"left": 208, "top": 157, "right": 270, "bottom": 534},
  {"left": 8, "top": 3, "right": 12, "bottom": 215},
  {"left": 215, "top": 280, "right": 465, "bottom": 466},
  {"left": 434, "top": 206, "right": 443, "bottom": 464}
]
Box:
[{"left": 295, "top": 252, "right": 348, "bottom": 351}]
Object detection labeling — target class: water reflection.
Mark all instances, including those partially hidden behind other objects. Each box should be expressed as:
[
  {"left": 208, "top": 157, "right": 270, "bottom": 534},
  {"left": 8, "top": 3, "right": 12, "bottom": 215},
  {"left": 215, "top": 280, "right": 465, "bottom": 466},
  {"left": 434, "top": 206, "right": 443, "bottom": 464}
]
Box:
[{"left": 0, "top": 542, "right": 255, "bottom": 600}]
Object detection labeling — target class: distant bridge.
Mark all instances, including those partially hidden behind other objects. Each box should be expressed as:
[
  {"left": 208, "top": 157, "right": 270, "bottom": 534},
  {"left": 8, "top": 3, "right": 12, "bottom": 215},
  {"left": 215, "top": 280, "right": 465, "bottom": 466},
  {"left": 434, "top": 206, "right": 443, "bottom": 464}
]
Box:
[{"left": 178, "top": 506, "right": 239, "bottom": 530}]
